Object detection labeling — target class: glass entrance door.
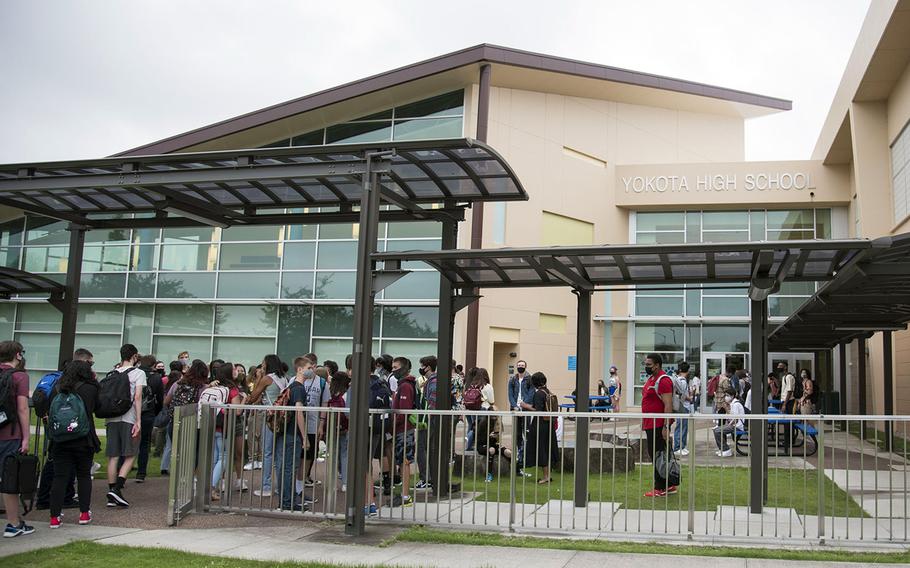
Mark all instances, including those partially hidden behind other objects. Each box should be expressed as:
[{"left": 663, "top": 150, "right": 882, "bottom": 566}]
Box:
[{"left": 700, "top": 351, "right": 749, "bottom": 411}]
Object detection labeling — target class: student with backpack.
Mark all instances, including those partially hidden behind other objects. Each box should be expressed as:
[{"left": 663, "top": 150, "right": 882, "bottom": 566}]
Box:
[
  {"left": 133, "top": 355, "right": 165, "bottom": 483},
  {"left": 524, "top": 371, "right": 558, "bottom": 484},
  {"left": 99, "top": 344, "right": 146, "bottom": 508},
  {"left": 272, "top": 356, "right": 310, "bottom": 511},
  {"left": 300, "top": 365, "right": 330, "bottom": 490},
  {"left": 391, "top": 363, "right": 419, "bottom": 508},
  {"left": 326, "top": 371, "right": 350, "bottom": 492},
  {"left": 47, "top": 360, "right": 100, "bottom": 528},
  {"left": 364, "top": 356, "right": 390, "bottom": 517},
  {"left": 0, "top": 340, "right": 34, "bottom": 538},
  {"left": 641, "top": 354, "right": 676, "bottom": 498},
  {"left": 158, "top": 360, "right": 185, "bottom": 476},
  {"left": 247, "top": 355, "right": 288, "bottom": 498}
]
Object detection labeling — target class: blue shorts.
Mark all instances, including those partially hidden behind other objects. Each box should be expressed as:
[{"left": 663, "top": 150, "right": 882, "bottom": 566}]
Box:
[{"left": 394, "top": 430, "right": 415, "bottom": 465}]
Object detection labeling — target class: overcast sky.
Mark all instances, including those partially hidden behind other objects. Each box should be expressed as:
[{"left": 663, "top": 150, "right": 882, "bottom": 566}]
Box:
[{"left": 0, "top": 1, "right": 871, "bottom": 164}]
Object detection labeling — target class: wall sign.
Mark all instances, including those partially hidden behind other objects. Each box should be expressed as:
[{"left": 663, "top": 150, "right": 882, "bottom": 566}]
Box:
[
  {"left": 622, "top": 172, "right": 816, "bottom": 194},
  {"left": 568, "top": 355, "right": 577, "bottom": 371}
]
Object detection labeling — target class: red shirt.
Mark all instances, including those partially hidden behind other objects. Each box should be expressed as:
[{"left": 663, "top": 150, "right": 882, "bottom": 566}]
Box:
[
  {"left": 0, "top": 363, "right": 29, "bottom": 441},
  {"left": 393, "top": 376, "right": 417, "bottom": 432},
  {"left": 641, "top": 371, "right": 673, "bottom": 430}
]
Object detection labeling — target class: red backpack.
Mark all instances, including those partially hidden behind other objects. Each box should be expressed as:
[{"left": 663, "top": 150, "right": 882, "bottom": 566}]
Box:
[
  {"left": 707, "top": 375, "right": 721, "bottom": 398},
  {"left": 327, "top": 393, "right": 348, "bottom": 432},
  {"left": 463, "top": 385, "right": 483, "bottom": 410}
]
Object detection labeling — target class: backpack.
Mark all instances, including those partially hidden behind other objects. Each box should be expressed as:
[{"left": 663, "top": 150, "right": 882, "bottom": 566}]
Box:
[
  {"left": 168, "top": 382, "right": 197, "bottom": 420},
  {"left": 463, "top": 385, "right": 483, "bottom": 410},
  {"left": 266, "top": 384, "right": 295, "bottom": 434},
  {"left": 198, "top": 385, "right": 229, "bottom": 428},
  {"left": 543, "top": 388, "right": 559, "bottom": 416},
  {"left": 32, "top": 371, "right": 63, "bottom": 419},
  {"left": 407, "top": 380, "right": 428, "bottom": 430},
  {"left": 140, "top": 370, "right": 162, "bottom": 415},
  {"left": 369, "top": 377, "right": 392, "bottom": 433},
  {"left": 327, "top": 393, "right": 348, "bottom": 432},
  {"left": 1, "top": 452, "right": 39, "bottom": 514},
  {"left": 707, "top": 374, "right": 720, "bottom": 399},
  {"left": 790, "top": 374, "right": 803, "bottom": 401},
  {"left": 48, "top": 391, "right": 91, "bottom": 443},
  {"left": 0, "top": 368, "right": 18, "bottom": 431},
  {"left": 95, "top": 367, "right": 135, "bottom": 419}
]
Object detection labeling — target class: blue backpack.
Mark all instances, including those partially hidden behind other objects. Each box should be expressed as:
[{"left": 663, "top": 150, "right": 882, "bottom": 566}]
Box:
[{"left": 32, "top": 371, "right": 63, "bottom": 419}]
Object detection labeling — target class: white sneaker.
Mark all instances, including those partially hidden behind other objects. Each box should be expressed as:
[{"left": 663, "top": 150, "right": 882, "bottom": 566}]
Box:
[
  {"left": 234, "top": 478, "right": 249, "bottom": 492},
  {"left": 90, "top": 462, "right": 101, "bottom": 476},
  {"left": 721, "top": 449, "right": 734, "bottom": 457},
  {"left": 253, "top": 489, "right": 272, "bottom": 497},
  {"left": 341, "top": 484, "right": 347, "bottom": 492},
  {"left": 243, "top": 461, "right": 263, "bottom": 471},
  {"left": 673, "top": 449, "right": 683, "bottom": 457},
  {"left": 680, "top": 448, "right": 690, "bottom": 456},
  {"left": 715, "top": 450, "right": 723, "bottom": 456}
]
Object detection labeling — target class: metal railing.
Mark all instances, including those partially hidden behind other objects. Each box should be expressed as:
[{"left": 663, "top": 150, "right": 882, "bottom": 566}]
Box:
[
  {"left": 171, "top": 403, "right": 910, "bottom": 545},
  {"left": 166, "top": 404, "right": 201, "bottom": 525}
]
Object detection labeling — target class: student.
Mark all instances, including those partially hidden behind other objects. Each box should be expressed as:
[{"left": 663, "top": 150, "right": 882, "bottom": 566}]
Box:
[
  {"left": 524, "top": 371, "right": 557, "bottom": 484},
  {"left": 248, "top": 355, "right": 288, "bottom": 498},
  {"left": 47, "top": 360, "right": 100, "bottom": 528},
  {"left": 407, "top": 356, "right": 433, "bottom": 490},
  {"left": 208, "top": 363, "right": 244, "bottom": 501},
  {"left": 276, "top": 356, "right": 310, "bottom": 512},
  {"left": 327, "top": 371, "right": 350, "bottom": 492},
  {"left": 104, "top": 344, "right": 147, "bottom": 508},
  {"left": 476, "top": 413, "right": 512, "bottom": 483},
  {"left": 714, "top": 387, "right": 745, "bottom": 457},
  {"left": 364, "top": 356, "right": 390, "bottom": 517},
  {"left": 508, "top": 361, "right": 531, "bottom": 470},
  {"left": 607, "top": 365, "right": 622, "bottom": 412},
  {"left": 672, "top": 361, "right": 693, "bottom": 456},
  {"left": 392, "top": 363, "right": 418, "bottom": 508},
  {"left": 301, "top": 365, "right": 330, "bottom": 488},
  {"left": 0, "top": 341, "right": 34, "bottom": 538},
  {"left": 159, "top": 360, "right": 185, "bottom": 475},
  {"left": 797, "top": 376, "right": 819, "bottom": 416},
  {"left": 134, "top": 354, "right": 164, "bottom": 482},
  {"left": 641, "top": 354, "right": 675, "bottom": 497}
]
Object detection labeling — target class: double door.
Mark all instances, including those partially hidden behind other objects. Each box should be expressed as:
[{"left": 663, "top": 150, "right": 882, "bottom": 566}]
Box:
[{"left": 700, "top": 351, "right": 748, "bottom": 411}]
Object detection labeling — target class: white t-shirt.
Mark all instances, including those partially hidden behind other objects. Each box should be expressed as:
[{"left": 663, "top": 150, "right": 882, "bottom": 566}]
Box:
[
  {"left": 481, "top": 383, "right": 495, "bottom": 410},
  {"left": 729, "top": 399, "right": 746, "bottom": 430},
  {"left": 302, "top": 376, "right": 331, "bottom": 434},
  {"left": 780, "top": 373, "right": 796, "bottom": 402},
  {"left": 106, "top": 365, "right": 147, "bottom": 425}
]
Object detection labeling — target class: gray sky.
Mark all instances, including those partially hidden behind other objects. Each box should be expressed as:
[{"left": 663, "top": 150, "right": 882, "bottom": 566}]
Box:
[{"left": 0, "top": 1, "right": 870, "bottom": 164}]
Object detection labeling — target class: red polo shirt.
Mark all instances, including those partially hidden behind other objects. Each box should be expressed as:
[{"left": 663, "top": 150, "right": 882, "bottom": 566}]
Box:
[{"left": 641, "top": 370, "right": 672, "bottom": 430}]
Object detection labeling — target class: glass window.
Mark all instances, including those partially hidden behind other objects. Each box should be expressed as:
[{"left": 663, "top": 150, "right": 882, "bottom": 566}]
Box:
[
  {"left": 13, "top": 331, "right": 59, "bottom": 370},
  {"left": 156, "top": 272, "right": 216, "bottom": 298},
  {"left": 815, "top": 209, "right": 832, "bottom": 239},
  {"left": 0, "top": 218, "right": 24, "bottom": 247},
  {"left": 24, "top": 246, "right": 68, "bottom": 272},
  {"left": 393, "top": 117, "right": 462, "bottom": 141},
  {"left": 635, "top": 296, "right": 684, "bottom": 316},
  {"left": 160, "top": 244, "right": 216, "bottom": 271},
  {"left": 85, "top": 228, "right": 131, "bottom": 245},
  {"left": 634, "top": 232, "right": 685, "bottom": 245},
  {"left": 702, "top": 325, "right": 749, "bottom": 352},
  {"left": 153, "top": 335, "right": 211, "bottom": 364},
  {"left": 16, "top": 303, "right": 61, "bottom": 332},
  {"left": 387, "top": 222, "right": 439, "bottom": 239},
  {"left": 219, "top": 243, "right": 280, "bottom": 270},
  {"left": 702, "top": 211, "right": 749, "bottom": 231},
  {"left": 319, "top": 223, "right": 357, "bottom": 240},
  {"left": 685, "top": 326, "right": 701, "bottom": 366},
  {"left": 291, "top": 129, "right": 324, "bottom": 147},
  {"left": 80, "top": 273, "right": 126, "bottom": 298},
  {"left": 76, "top": 305, "right": 123, "bottom": 333},
  {"left": 767, "top": 210, "right": 814, "bottom": 231},
  {"left": 0, "top": 304, "right": 13, "bottom": 341},
  {"left": 25, "top": 217, "right": 68, "bottom": 245},
  {"left": 215, "top": 305, "right": 277, "bottom": 336},
  {"left": 702, "top": 297, "right": 749, "bottom": 317},
  {"left": 634, "top": 324, "right": 684, "bottom": 352},
  {"left": 124, "top": 304, "right": 153, "bottom": 353},
  {"left": 133, "top": 228, "right": 160, "bottom": 246},
  {"left": 127, "top": 273, "right": 156, "bottom": 298},
  {"left": 776, "top": 281, "right": 816, "bottom": 295},
  {"left": 314, "top": 271, "right": 355, "bottom": 299},
  {"left": 312, "top": 339, "right": 355, "bottom": 368},
  {"left": 75, "top": 334, "right": 121, "bottom": 370},
  {"left": 769, "top": 297, "right": 808, "bottom": 318},
  {"left": 155, "top": 304, "right": 213, "bottom": 334},
  {"left": 685, "top": 288, "right": 701, "bottom": 317},
  {"left": 316, "top": 241, "right": 356, "bottom": 269},
  {"left": 383, "top": 271, "right": 439, "bottom": 300},
  {"left": 162, "top": 227, "right": 215, "bottom": 243},
  {"left": 766, "top": 229, "right": 815, "bottom": 241},
  {"left": 381, "top": 306, "right": 438, "bottom": 338},
  {"left": 0, "top": 247, "right": 20, "bottom": 269},
  {"left": 280, "top": 272, "right": 314, "bottom": 299},
  {"left": 277, "top": 305, "right": 312, "bottom": 365},
  {"left": 221, "top": 225, "right": 282, "bottom": 242},
  {"left": 749, "top": 210, "right": 765, "bottom": 241},
  {"left": 636, "top": 212, "right": 684, "bottom": 232},
  {"left": 82, "top": 245, "right": 130, "bottom": 272},
  {"left": 326, "top": 122, "right": 392, "bottom": 145},
  {"left": 701, "top": 230, "right": 748, "bottom": 243},
  {"left": 131, "top": 244, "right": 158, "bottom": 271},
  {"left": 383, "top": 239, "right": 442, "bottom": 269},
  {"left": 313, "top": 306, "right": 354, "bottom": 337},
  {"left": 287, "top": 223, "right": 317, "bottom": 240},
  {"left": 381, "top": 339, "right": 437, "bottom": 363},
  {"left": 213, "top": 337, "right": 275, "bottom": 366},
  {"left": 217, "top": 272, "right": 279, "bottom": 299},
  {"left": 395, "top": 91, "right": 464, "bottom": 118},
  {"left": 352, "top": 109, "right": 393, "bottom": 121},
  {"left": 685, "top": 212, "right": 701, "bottom": 244},
  {"left": 283, "top": 242, "right": 316, "bottom": 270}
]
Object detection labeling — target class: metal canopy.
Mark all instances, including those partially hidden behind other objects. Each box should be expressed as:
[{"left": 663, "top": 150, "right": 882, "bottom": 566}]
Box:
[
  {"left": 0, "top": 267, "right": 64, "bottom": 297},
  {"left": 373, "top": 239, "right": 873, "bottom": 292},
  {"left": 768, "top": 233, "right": 910, "bottom": 350},
  {"left": 0, "top": 138, "right": 527, "bottom": 228}
]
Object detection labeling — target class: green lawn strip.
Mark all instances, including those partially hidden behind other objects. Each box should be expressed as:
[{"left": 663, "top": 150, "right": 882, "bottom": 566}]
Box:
[
  {"left": 846, "top": 423, "right": 910, "bottom": 459},
  {"left": 396, "top": 525, "right": 910, "bottom": 564},
  {"left": 2, "top": 541, "right": 378, "bottom": 568},
  {"left": 455, "top": 466, "right": 867, "bottom": 518}
]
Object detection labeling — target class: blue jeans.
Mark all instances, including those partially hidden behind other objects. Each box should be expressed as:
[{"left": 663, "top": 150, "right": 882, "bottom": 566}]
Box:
[
  {"left": 161, "top": 430, "right": 172, "bottom": 472},
  {"left": 261, "top": 421, "right": 275, "bottom": 491},
  {"left": 337, "top": 432, "right": 348, "bottom": 486},
  {"left": 274, "top": 430, "right": 302, "bottom": 510},
  {"left": 466, "top": 415, "right": 476, "bottom": 451},
  {"left": 211, "top": 432, "right": 225, "bottom": 488},
  {"left": 673, "top": 410, "right": 691, "bottom": 451}
]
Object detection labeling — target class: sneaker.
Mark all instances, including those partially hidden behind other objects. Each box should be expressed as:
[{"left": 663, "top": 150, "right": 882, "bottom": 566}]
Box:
[
  {"left": 90, "top": 462, "right": 101, "bottom": 476},
  {"left": 366, "top": 503, "right": 378, "bottom": 517},
  {"left": 304, "top": 478, "right": 318, "bottom": 488},
  {"left": 135, "top": 474, "right": 146, "bottom": 483},
  {"left": 341, "top": 484, "right": 347, "bottom": 492},
  {"left": 673, "top": 449, "right": 684, "bottom": 457},
  {"left": 644, "top": 488, "right": 667, "bottom": 497},
  {"left": 243, "top": 461, "right": 263, "bottom": 471},
  {"left": 484, "top": 473, "right": 493, "bottom": 483},
  {"left": 401, "top": 495, "right": 412, "bottom": 507},
  {"left": 666, "top": 485, "right": 679, "bottom": 495},
  {"left": 721, "top": 449, "right": 734, "bottom": 457},
  {"left": 49, "top": 516, "right": 62, "bottom": 529},
  {"left": 715, "top": 450, "right": 723, "bottom": 457},
  {"left": 233, "top": 478, "right": 249, "bottom": 492},
  {"left": 414, "top": 480, "right": 430, "bottom": 490},
  {"left": 79, "top": 511, "right": 92, "bottom": 525},
  {"left": 160, "top": 470, "right": 170, "bottom": 476},
  {"left": 253, "top": 489, "right": 272, "bottom": 497},
  {"left": 108, "top": 487, "right": 130, "bottom": 507},
  {"left": 680, "top": 448, "right": 690, "bottom": 456},
  {"left": 4, "top": 522, "right": 33, "bottom": 537}
]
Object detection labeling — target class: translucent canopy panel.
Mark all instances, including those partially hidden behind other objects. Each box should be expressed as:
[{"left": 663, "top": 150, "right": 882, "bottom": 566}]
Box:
[{"left": 0, "top": 267, "right": 64, "bottom": 296}]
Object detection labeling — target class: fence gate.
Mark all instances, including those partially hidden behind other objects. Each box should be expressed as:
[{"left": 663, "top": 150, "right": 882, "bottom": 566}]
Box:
[{"left": 167, "top": 404, "right": 198, "bottom": 526}]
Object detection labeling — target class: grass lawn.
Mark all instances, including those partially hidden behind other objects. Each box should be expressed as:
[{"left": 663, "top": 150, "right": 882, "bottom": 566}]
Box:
[
  {"left": 2, "top": 542, "right": 375, "bottom": 568},
  {"left": 394, "top": 525, "right": 910, "bottom": 564},
  {"left": 454, "top": 465, "right": 867, "bottom": 517}
]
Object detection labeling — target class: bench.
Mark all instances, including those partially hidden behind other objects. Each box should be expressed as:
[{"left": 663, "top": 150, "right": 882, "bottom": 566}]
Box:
[{"left": 733, "top": 422, "right": 817, "bottom": 457}]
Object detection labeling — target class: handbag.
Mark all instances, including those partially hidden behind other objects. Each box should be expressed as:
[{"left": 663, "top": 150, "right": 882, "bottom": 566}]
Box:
[
  {"left": 1, "top": 452, "right": 40, "bottom": 515},
  {"left": 153, "top": 407, "right": 171, "bottom": 429},
  {"left": 654, "top": 449, "right": 681, "bottom": 487}
]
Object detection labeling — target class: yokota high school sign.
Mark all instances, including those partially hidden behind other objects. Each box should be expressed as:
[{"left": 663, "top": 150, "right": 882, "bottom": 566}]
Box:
[{"left": 622, "top": 172, "right": 816, "bottom": 194}]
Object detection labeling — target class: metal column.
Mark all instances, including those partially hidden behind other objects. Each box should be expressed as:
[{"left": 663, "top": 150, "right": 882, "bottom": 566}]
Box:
[
  {"left": 858, "top": 337, "right": 867, "bottom": 416},
  {"left": 345, "top": 153, "right": 388, "bottom": 536},
  {"left": 56, "top": 224, "right": 86, "bottom": 369},
  {"left": 883, "top": 331, "right": 894, "bottom": 450},
  {"left": 838, "top": 343, "right": 847, "bottom": 415},
  {"left": 573, "top": 288, "right": 592, "bottom": 508},
  {"left": 430, "top": 214, "right": 458, "bottom": 496},
  {"left": 749, "top": 298, "right": 768, "bottom": 513}
]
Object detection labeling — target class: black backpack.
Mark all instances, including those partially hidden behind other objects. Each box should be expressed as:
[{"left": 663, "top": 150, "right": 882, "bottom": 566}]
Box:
[
  {"left": 369, "top": 376, "right": 392, "bottom": 433},
  {"left": 0, "top": 367, "right": 17, "bottom": 432},
  {"left": 140, "top": 370, "right": 161, "bottom": 415},
  {"left": 96, "top": 367, "right": 135, "bottom": 419}
]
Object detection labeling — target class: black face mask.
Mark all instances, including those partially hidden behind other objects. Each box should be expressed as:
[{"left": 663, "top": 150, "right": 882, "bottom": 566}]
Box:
[
  {"left": 418, "top": 367, "right": 427, "bottom": 376},
  {"left": 645, "top": 366, "right": 655, "bottom": 376},
  {"left": 516, "top": 367, "right": 526, "bottom": 374}
]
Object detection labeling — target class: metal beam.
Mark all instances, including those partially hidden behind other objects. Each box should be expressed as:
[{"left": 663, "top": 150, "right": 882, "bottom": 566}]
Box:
[
  {"left": 378, "top": 186, "right": 428, "bottom": 217},
  {"left": 839, "top": 342, "right": 848, "bottom": 416},
  {"left": 56, "top": 224, "right": 86, "bottom": 369},
  {"left": 574, "top": 288, "right": 592, "bottom": 508},
  {"left": 540, "top": 258, "right": 593, "bottom": 291},
  {"left": 883, "top": 331, "right": 894, "bottom": 451},
  {"left": 859, "top": 263, "right": 910, "bottom": 276},
  {"left": 750, "top": 298, "right": 768, "bottom": 513}
]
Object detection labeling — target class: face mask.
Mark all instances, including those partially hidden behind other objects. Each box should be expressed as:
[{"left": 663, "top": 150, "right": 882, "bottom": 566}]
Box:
[
  {"left": 418, "top": 367, "right": 427, "bottom": 376},
  {"left": 179, "top": 358, "right": 189, "bottom": 365},
  {"left": 303, "top": 369, "right": 315, "bottom": 379},
  {"left": 516, "top": 367, "right": 526, "bottom": 374},
  {"left": 724, "top": 395, "right": 734, "bottom": 403},
  {"left": 610, "top": 370, "right": 616, "bottom": 375},
  {"left": 645, "top": 366, "right": 654, "bottom": 376}
]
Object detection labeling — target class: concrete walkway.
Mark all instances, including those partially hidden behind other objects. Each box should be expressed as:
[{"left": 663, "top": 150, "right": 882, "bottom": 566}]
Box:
[{"left": 2, "top": 524, "right": 908, "bottom": 567}]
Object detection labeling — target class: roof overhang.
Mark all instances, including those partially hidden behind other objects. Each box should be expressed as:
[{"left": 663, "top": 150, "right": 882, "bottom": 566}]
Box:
[{"left": 117, "top": 44, "right": 792, "bottom": 157}]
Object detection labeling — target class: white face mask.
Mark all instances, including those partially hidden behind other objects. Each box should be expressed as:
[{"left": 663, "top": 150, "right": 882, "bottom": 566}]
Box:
[{"left": 724, "top": 395, "right": 734, "bottom": 403}]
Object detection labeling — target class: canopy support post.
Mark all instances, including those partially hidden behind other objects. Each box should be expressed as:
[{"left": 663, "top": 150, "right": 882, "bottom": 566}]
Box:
[
  {"left": 883, "top": 331, "right": 893, "bottom": 451},
  {"left": 749, "top": 298, "right": 768, "bottom": 514},
  {"left": 858, "top": 337, "right": 867, "bottom": 438},
  {"left": 573, "top": 288, "right": 592, "bottom": 508},
  {"left": 56, "top": 224, "right": 87, "bottom": 369}
]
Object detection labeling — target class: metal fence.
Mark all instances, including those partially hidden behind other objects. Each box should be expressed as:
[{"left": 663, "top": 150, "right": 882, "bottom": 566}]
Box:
[
  {"left": 171, "top": 403, "right": 910, "bottom": 545},
  {"left": 166, "top": 404, "right": 201, "bottom": 526}
]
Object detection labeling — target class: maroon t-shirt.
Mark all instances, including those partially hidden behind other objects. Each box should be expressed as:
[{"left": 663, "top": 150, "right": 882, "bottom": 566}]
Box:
[{"left": 0, "top": 363, "right": 29, "bottom": 441}]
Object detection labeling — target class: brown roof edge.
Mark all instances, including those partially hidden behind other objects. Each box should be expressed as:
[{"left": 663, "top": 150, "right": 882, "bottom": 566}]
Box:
[{"left": 115, "top": 44, "right": 792, "bottom": 157}]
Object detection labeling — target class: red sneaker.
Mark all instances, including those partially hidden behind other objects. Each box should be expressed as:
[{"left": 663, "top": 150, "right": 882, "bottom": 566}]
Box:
[
  {"left": 49, "top": 515, "right": 62, "bottom": 529},
  {"left": 644, "top": 488, "right": 667, "bottom": 497},
  {"left": 79, "top": 511, "right": 92, "bottom": 525},
  {"left": 666, "top": 485, "right": 679, "bottom": 495}
]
